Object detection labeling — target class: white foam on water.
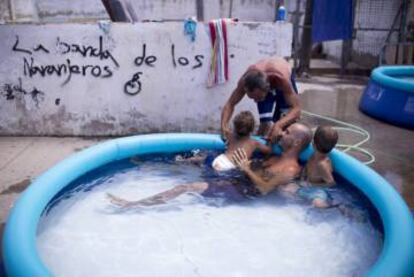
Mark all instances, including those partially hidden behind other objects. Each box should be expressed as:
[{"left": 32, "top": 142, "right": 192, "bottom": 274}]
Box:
[{"left": 37, "top": 161, "right": 382, "bottom": 277}]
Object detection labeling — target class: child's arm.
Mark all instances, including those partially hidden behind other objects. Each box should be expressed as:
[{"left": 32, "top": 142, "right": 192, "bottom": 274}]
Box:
[
  {"left": 319, "top": 161, "right": 335, "bottom": 186},
  {"left": 254, "top": 140, "right": 273, "bottom": 156}
]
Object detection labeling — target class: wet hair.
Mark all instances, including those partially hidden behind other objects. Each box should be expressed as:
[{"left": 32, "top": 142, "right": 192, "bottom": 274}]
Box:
[
  {"left": 244, "top": 71, "right": 269, "bottom": 92},
  {"left": 233, "top": 111, "right": 255, "bottom": 137},
  {"left": 314, "top": 126, "right": 338, "bottom": 154}
]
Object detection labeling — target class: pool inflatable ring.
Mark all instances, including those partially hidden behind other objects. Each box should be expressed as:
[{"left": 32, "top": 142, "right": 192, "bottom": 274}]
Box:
[{"left": 3, "top": 134, "right": 414, "bottom": 276}]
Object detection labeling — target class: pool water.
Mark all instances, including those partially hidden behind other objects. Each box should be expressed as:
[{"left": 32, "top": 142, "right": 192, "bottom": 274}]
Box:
[{"left": 37, "top": 153, "right": 383, "bottom": 277}]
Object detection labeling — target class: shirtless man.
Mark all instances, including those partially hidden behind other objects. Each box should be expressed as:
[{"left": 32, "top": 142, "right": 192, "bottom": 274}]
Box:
[
  {"left": 232, "top": 123, "right": 312, "bottom": 195},
  {"left": 107, "top": 123, "right": 312, "bottom": 208},
  {"left": 221, "top": 57, "right": 301, "bottom": 143}
]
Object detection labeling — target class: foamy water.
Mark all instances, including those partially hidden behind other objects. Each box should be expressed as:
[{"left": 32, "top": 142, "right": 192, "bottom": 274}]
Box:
[{"left": 37, "top": 159, "right": 382, "bottom": 277}]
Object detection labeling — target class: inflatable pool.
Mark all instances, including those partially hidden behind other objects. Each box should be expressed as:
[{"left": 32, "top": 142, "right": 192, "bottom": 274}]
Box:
[
  {"left": 3, "top": 134, "right": 414, "bottom": 277},
  {"left": 359, "top": 66, "right": 414, "bottom": 129}
]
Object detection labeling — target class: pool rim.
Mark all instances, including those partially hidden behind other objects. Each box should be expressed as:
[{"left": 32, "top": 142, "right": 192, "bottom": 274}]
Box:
[
  {"left": 371, "top": 65, "right": 414, "bottom": 93},
  {"left": 3, "top": 133, "right": 414, "bottom": 277}
]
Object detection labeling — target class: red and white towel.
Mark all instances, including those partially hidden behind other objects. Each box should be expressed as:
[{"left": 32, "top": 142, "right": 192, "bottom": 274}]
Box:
[{"left": 207, "top": 19, "right": 232, "bottom": 87}]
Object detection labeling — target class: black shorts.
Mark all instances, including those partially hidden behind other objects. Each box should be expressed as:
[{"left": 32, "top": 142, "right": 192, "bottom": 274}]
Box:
[
  {"left": 201, "top": 179, "right": 261, "bottom": 202},
  {"left": 257, "top": 72, "right": 299, "bottom": 122}
]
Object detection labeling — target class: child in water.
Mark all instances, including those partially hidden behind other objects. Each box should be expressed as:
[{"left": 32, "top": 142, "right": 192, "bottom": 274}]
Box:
[
  {"left": 283, "top": 125, "right": 338, "bottom": 208},
  {"left": 176, "top": 110, "right": 272, "bottom": 171},
  {"left": 108, "top": 111, "right": 272, "bottom": 207},
  {"left": 212, "top": 110, "right": 272, "bottom": 170}
]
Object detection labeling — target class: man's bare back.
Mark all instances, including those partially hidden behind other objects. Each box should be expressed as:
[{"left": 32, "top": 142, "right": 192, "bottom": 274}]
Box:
[
  {"left": 225, "top": 135, "right": 269, "bottom": 161},
  {"left": 248, "top": 57, "right": 292, "bottom": 86}
]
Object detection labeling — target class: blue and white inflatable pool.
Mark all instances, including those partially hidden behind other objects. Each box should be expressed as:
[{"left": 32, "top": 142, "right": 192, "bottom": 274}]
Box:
[
  {"left": 3, "top": 134, "right": 414, "bottom": 276},
  {"left": 359, "top": 66, "right": 414, "bottom": 129}
]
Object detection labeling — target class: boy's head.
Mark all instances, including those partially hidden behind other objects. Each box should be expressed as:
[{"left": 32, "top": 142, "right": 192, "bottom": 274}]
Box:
[
  {"left": 233, "top": 111, "right": 255, "bottom": 137},
  {"left": 313, "top": 126, "right": 338, "bottom": 154}
]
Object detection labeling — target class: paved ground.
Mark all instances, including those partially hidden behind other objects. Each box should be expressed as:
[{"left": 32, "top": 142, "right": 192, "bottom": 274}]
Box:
[
  {"left": 0, "top": 137, "right": 103, "bottom": 276},
  {"left": 1, "top": 74, "right": 413, "bottom": 275}
]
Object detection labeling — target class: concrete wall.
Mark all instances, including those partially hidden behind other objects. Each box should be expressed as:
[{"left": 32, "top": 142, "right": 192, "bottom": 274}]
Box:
[
  {"left": 129, "top": 0, "right": 197, "bottom": 21},
  {"left": 219, "top": 0, "right": 275, "bottom": 21},
  {"left": 0, "top": 0, "right": 277, "bottom": 23},
  {"left": 1, "top": 0, "right": 407, "bottom": 68},
  {"left": 0, "top": 0, "right": 39, "bottom": 23},
  {"left": 0, "top": 22, "right": 292, "bottom": 136},
  {"left": 36, "top": 0, "right": 107, "bottom": 23}
]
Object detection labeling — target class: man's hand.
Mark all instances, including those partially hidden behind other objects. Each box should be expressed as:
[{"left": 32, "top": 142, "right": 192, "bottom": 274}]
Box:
[
  {"left": 221, "top": 126, "right": 232, "bottom": 142},
  {"left": 232, "top": 148, "right": 251, "bottom": 171},
  {"left": 267, "top": 124, "right": 283, "bottom": 143}
]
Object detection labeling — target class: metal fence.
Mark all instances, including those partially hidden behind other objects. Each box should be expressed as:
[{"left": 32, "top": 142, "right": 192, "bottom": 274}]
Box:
[{"left": 286, "top": 0, "right": 413, "bottom": 73}]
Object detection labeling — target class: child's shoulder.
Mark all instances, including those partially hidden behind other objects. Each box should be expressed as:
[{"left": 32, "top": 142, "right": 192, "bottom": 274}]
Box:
[
  {"left": 315, "top": 157, "right": 333, "bottom": 174},
  {"left": 247, "top": 137, "right": 266, "bottom": 148}
]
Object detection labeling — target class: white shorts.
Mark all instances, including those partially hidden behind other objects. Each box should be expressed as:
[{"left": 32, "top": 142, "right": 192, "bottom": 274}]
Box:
[{"left": 212, "top": 154, "right": 236, "bottom": 171}]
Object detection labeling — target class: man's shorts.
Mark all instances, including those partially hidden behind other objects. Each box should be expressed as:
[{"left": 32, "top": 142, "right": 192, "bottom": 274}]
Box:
[
  {"left": 257, "top": 73, "right": 299, "bottom": 123},
  {"left": 201, "top": 179, "right": 261, "bottom": 202}
]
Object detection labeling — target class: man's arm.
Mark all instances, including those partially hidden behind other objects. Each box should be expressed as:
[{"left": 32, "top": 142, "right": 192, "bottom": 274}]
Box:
[
  {"left": 221, "top": 79, "right": 246, "bottom": 141},
  {"left": 257, "top": 122, "right": 272, "bottom": 137},
  {"left": 232, "top": 148, "right": 295, "bottom": 195},
  {"left": 269, "top": 78, "right": 301, "bottom": 142}
]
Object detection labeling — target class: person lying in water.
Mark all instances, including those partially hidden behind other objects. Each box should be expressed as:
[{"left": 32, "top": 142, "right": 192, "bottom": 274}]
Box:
[
  {"left": 176, "top": 110, "right": 272, "bottom": 171},
  {"left": 107, "top": 123, "right": 312, "bottom": 208},
  {"left": 282, "top": 125, "right": 339, "bottom": 208},
  {"left": 231, "top": 122, "right": 312, "bottom": 194}
]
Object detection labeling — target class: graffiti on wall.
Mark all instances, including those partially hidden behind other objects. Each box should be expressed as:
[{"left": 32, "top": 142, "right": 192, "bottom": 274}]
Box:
[
  {"left": 124, "top": 72, "right": 143, "bottom": 95},
  {"left": 123, "top": 44, "right": 205, "bottom": 96},
  {"left": 0, "top": 77, "right": 45, "bottom": 107},
  {"left": 2, "top": 33, "right": 207, "bottom": 107},
  {"left": 13, "top": 35, "right": 119, "bottom": 86}
]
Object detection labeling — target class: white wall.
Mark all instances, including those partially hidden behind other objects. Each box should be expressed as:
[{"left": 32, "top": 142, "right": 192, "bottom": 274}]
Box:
[
  {"left": 129, "top": 0, "right": 197, "bottom": 21},
  {"left": 0, "top": 0, "right": 278, "bottom": 23},
  {"left": 219, "top": 0, "right": 275, "bottom": 21},
  {"left": 0, "top": 22, "right": 292, "bottom": 136},
  {"left": 0, "top": 0, "right": 39, "bottom": 22},
  {"left": 36, "top": 0, "right": 107, "bottom": 23}
]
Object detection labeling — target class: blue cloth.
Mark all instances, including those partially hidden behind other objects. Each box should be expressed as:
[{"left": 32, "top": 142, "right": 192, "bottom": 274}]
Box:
[
  {"left": 312, "top": 0, "right": 353, "bottom": 42},
  {"left": 184, "top": 18, "right": 197, "bottom": 42},
  {"left": 257, "top": 73, "right": 298, "bottom": 123}
]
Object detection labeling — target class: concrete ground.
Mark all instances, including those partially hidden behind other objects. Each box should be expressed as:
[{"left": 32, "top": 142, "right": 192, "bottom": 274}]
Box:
[{"left": 0, "top": 74, "right": 413, "bottom": 274}]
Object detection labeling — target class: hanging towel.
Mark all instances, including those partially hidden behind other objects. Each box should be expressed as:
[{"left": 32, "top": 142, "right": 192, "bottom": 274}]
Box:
[
  {"left": 207, "top": 19, "right": 231, "bottom": 87},
  {"left": 312, "top": 0, "right": 353, "bottom": 42},
  {"left": 184, "top": 17, "right": 197, "bottom": 42}
]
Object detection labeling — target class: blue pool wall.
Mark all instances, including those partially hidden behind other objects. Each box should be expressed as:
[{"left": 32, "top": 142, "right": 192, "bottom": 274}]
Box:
[
  {"left": 3, "top": 133, "right": 414, "bottom": 277},
  {"left": 359, "top": 66, "right": 414, "bottom": 129}
]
